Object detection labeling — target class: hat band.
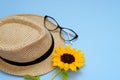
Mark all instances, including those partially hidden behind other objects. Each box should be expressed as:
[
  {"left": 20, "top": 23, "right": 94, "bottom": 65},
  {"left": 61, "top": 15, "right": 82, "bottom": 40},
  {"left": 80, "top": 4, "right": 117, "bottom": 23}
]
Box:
[{"left": 0, "top": 34, "right": 54, "bottom": 66}]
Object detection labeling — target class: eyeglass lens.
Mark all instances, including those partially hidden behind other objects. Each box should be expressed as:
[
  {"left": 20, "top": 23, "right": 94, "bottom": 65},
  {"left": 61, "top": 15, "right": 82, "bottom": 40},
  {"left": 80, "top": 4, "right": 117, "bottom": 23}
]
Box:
[
  {"left": 61, "top": 28, "right": 76, "bottom": 41},
  {"left": 44, "top": 16, "right": 58, "bottom": 30}
]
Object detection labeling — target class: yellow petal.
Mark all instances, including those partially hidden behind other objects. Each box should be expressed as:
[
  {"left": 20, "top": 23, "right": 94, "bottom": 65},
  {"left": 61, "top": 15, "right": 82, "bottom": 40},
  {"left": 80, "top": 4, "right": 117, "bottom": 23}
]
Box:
[
  {"left": 78, "top": 63, "right": 84, "bottom": 68},
  {"left": 70, "top": 64, "right": 77, "bottom": 71},
  {"left": 76, "top": 58, "right": 85, "bottom": 63},
  {"left": 52, "top": 58, "right": 60, "bottom": 62},
  {"left": 66, "top": 45, "right": 71, "bottom": 51},
  {"left": 56, "top": 62, "right": 63, "bottom": 67},
  {"left": 74, "top": 62, "right": 84, "bottom": 68},
  {"left": 53, "top": 62, "right": 58, "bottom": 66},
  {"left": 71, "top": 48, "right": 77, "bottom": 54},
  {"left": 59, "top": 46, "right": 65, "bottom": 51},
  {"left": 63, "top": 63, "right": 69, "bottom": 71}
]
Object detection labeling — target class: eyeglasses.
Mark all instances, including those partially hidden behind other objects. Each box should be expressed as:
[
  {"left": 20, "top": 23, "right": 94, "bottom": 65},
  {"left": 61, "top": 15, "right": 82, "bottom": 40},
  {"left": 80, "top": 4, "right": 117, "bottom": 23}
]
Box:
[{"left": 44, "top": 15, "right": 78, "bottom": 41}]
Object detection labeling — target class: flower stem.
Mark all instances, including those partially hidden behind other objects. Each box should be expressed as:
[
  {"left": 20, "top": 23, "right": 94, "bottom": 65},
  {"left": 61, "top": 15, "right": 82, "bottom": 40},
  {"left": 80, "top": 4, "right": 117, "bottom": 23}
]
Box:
[{"left": 50, "top": 69, "right": 61, "bottom": 80}]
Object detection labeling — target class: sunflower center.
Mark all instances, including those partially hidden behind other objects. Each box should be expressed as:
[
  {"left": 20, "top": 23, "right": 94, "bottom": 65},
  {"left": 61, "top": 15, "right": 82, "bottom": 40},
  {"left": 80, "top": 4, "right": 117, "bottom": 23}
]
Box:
[{"left": 61, "top": 54, "right": 75, "bottom": 64}]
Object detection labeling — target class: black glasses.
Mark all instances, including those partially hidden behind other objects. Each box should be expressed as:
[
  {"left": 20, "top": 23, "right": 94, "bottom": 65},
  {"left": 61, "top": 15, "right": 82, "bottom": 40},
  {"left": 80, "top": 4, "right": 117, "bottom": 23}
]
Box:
[{"left": 44, "top": 15, "right": 78, "bottom": 41}]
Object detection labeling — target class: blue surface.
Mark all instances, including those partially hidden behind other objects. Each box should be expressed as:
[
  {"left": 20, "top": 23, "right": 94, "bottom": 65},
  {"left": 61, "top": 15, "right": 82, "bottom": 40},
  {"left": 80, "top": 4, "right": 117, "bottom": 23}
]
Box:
[{"left": 0, "top": 0, "right": 120, "bottom": 80}]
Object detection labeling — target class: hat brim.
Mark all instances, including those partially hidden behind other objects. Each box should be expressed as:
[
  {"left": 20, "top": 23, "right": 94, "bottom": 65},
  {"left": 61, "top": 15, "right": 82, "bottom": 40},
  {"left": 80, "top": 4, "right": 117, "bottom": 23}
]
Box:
[{"left": 0, "top": 14, "right": 65, "bottom": 76}]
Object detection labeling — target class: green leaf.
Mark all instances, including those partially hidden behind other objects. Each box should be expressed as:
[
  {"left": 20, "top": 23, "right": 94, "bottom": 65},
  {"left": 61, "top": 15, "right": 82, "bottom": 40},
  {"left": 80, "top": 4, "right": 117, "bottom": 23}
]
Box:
[
  {"left": 35, "top": 76, "right": 40, "bottom": 80},
  {"left": 23, "top": 75, "right": 40, "bottom": 80},
  {"left": 61, "top": 70, "right": 68, "bottom": 80}
]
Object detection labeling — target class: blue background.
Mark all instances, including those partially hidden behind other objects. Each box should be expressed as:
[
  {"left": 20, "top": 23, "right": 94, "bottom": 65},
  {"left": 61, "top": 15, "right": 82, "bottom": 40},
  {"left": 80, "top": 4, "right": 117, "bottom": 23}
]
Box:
[{"left": 0, "top": 0, "right": 120, "bottom": 80}]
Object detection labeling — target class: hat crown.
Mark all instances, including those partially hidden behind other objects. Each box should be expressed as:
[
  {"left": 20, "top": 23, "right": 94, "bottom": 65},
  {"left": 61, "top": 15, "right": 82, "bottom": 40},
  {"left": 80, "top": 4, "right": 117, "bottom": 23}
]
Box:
[{"left": 0, "top": 16, "right": 52, "bottom": 62}]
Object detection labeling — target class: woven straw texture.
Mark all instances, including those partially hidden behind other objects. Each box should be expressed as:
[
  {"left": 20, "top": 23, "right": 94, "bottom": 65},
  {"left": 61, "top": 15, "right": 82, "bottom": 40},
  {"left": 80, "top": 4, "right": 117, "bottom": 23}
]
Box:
[{"left": 0, "top": 14, "right": 65, "bottom": 76}]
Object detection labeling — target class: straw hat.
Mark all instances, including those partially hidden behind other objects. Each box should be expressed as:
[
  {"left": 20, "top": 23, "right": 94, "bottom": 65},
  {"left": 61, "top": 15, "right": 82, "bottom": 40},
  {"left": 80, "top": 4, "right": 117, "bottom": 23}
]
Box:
[{"left": 0, "top": 14, "right": 65, "bottom": 76}]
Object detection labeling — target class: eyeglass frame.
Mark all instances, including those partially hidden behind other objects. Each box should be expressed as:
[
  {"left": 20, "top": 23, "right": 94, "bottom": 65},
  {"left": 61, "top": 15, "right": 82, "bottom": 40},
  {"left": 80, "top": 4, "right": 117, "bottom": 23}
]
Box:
[{"left": 44, "top": 15, "right": 78, "bottom": 41}]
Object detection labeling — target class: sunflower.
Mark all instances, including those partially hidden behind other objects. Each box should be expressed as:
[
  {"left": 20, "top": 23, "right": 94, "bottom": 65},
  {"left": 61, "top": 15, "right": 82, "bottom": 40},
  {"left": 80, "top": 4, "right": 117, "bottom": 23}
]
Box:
[{"left": 52, "top": 45, "right": 85, "bottom": 71}]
